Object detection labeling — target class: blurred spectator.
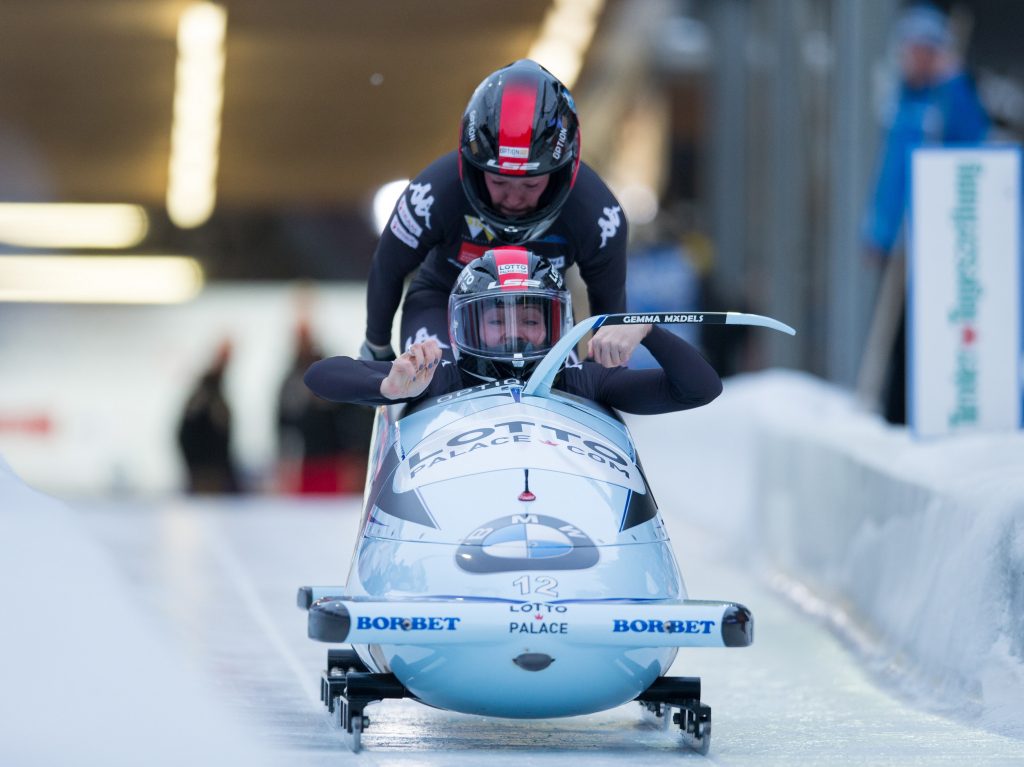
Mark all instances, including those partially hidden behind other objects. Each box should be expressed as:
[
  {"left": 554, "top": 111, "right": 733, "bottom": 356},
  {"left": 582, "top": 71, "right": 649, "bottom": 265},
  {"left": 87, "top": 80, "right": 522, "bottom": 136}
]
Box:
[
  {"left": 627, "top": 206, "right": 754, "bottom": 376},
  {"left": 277, "top": 320, "right": 374, "bottom": 494},
  {"left": 626, "top": 213, "right": 700, "bottom": 369},
  {"left": 860, "top": 3, "right": 989, "bottom": 424},
  {"left": 177, "top": 340, "right": 241, "bottom": 494}
]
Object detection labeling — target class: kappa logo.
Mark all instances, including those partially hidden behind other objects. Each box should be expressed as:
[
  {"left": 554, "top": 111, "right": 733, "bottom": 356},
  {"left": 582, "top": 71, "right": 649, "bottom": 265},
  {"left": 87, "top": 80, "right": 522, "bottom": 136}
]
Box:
[
  {"left": 408, "top": 182, "right": 434, "bottom": 229},
  {"left": 456, "top": 514, "right": 599, "bottom": 573},
  {"left": 404, "top": 327, "right": 450, "bottom": 351},
  {"left": 598, "top": 205, "right": 622, "bottom": 248}
]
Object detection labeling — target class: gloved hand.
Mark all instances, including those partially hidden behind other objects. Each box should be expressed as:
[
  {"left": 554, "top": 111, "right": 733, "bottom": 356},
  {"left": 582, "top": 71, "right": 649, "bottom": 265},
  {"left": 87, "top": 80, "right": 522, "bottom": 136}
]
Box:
[{"left": 359, "top": 338, "right": 397, "bottom": 362}]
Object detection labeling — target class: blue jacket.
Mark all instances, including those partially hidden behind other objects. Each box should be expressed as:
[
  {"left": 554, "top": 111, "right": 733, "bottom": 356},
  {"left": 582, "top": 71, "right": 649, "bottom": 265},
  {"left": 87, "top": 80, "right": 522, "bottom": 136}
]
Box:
[{"left": 862, "top": 71, "right": 989, "bottom": 254}]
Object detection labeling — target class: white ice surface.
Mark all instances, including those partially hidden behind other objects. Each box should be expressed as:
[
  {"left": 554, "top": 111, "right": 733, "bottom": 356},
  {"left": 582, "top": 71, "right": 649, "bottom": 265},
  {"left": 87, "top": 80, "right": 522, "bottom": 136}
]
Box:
[
  {"left": 1, "top": 370, "right": 1023, "bottom": 764},
  {"left": 0, "top": 457, "right": 274, "bottom": 767}
]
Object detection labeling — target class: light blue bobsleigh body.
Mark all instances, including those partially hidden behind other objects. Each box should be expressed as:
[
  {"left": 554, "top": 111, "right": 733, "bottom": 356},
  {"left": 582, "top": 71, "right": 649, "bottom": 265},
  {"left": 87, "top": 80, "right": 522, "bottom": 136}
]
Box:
[{"left": 304, "top": 378, "right": 752, "bottom": 719}]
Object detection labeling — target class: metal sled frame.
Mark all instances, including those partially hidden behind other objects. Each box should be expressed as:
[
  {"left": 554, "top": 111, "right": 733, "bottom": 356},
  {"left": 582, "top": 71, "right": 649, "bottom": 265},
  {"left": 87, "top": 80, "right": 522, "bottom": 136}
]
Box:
[{"left": 319, "top": 646, "right": 712, "bottom": 754}]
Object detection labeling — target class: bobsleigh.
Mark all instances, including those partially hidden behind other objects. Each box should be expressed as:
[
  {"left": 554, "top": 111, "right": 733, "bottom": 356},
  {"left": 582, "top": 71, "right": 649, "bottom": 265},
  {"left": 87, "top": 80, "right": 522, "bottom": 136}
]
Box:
[{"left": 298, "top": 311, "right": 795, "bottom": 753}]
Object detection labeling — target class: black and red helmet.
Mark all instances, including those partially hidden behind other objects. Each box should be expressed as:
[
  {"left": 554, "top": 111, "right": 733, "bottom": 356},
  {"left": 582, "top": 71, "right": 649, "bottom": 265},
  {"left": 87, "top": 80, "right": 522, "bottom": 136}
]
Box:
[
  {"left": 458, "top": 59, "right": 582, "bottom": 244},
  {"left": 449, "top": 247, "right": 572, "bottom": 382}
]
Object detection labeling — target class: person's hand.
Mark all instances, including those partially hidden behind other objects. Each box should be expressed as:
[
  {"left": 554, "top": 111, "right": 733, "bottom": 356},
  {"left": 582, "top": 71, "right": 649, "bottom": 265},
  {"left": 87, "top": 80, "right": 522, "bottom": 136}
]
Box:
[
  {"left": 359, "top": 338, "right": 397, "bottom": 362},
  {"left": 587, "top": 324, "right": 651, "bottom": 368},
  {"left": 379, "top": 340, "right": 443, "bottom": 399}
]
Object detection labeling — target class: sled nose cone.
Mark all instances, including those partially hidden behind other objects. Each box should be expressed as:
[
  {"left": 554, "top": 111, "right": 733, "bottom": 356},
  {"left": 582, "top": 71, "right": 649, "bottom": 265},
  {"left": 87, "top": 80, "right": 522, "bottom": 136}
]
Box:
[
  {"left": 513, "top": 652, "right": 555, "bottom": 671},
  {"left": 309, "top": 598, "right": 351, "bottom": 642},
  {"left": 721, "top": 604, "right": 753, "bottom": 647}
]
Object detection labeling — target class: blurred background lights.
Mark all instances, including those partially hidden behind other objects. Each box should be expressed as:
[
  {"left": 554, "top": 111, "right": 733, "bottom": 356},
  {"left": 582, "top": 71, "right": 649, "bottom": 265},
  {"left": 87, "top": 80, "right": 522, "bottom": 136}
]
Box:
[
  {"left": 615, "top": 183, "right": 659, "bottom": 225},
  {"left": 166, "top": 2, "right": 228, "bottom": 229},
  {"left": 528, "top": 0, "right": 605, "bottom": 88},
  {"left": 0, "top": 255, "right": 205, "bottom": 304},
  {"left": 372, "top": 180, "right": 410, "bottom": 233},
  {"left": 0, "top": 203, "right": 149, "bottom": 249}
]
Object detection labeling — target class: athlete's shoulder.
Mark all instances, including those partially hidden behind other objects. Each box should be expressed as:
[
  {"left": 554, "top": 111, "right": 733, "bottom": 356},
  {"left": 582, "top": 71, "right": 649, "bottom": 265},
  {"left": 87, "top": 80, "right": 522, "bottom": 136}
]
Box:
[
  {"left": 412, "top": 151, "right": 462, "bottom": 188},
  {"left": 567, "top": 161, "right": 620, "bottom": 208},
  {"left": 560, "top": 162, "right": 627, "bottom": 251},
  {"left": 393, "top": 152, "right": 465, "bottom": 245}
]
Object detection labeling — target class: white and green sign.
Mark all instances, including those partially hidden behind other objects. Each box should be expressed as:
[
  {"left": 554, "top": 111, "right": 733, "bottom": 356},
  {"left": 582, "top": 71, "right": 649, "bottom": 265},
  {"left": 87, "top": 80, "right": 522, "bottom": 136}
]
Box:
[{"left": 908, "top": 147, "right": 1022, "bottom": 437}]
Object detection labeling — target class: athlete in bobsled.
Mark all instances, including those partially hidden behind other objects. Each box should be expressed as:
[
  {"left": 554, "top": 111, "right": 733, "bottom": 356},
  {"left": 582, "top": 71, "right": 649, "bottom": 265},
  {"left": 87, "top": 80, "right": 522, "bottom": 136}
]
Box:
[
  {"left": 297, "top": 245, "right": 780, "bottom": 754},
  {"left": 305, "top": 246, "right": 722, "bottom": 412},
  {"left": 360, "top": 58, "right": 643, "bottom": 370}
]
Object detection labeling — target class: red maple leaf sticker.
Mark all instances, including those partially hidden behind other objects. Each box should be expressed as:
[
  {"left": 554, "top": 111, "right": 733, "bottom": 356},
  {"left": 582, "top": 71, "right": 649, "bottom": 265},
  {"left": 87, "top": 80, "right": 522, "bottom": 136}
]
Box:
[{"left": 962, "top": 326, "right": 977, "bottom": 345}]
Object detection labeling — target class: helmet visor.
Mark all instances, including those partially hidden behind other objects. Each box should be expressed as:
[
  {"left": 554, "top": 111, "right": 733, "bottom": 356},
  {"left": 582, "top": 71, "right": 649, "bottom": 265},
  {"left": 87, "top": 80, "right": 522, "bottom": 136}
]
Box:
[{"left": 449, "top": 288, "right": 571, "bottom": 362}]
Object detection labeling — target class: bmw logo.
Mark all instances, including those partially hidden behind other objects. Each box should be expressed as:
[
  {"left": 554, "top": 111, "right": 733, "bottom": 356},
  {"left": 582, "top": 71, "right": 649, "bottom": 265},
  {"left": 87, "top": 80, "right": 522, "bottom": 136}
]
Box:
[{"left": 456, "top": 514, "right": 599, "bottom": 573}]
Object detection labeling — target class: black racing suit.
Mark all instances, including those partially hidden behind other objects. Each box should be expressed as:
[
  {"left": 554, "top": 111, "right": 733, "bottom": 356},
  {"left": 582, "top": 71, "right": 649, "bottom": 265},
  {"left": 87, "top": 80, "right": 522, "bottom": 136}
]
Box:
[
  {"left": 365, "top": 151, "right": 628, "bottom": 355},
  {"left": 305, "top": 327, "right": 721, "bottom": 416}
]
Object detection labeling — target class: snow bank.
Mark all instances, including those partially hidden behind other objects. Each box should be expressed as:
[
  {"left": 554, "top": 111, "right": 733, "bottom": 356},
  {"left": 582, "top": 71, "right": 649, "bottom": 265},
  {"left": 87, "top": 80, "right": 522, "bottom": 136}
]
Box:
[
  {"left": 0, "top": 458, "right": 275, "bottom": 767},
  {"left": 628, "top": 370, "right": 1024, "bottom": 736}
]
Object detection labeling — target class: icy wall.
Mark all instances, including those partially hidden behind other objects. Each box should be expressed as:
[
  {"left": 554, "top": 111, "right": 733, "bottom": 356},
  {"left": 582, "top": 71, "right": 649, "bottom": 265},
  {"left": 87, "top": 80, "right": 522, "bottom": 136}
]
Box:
[{"left": 628, "top": 370, "right": 1024, "bottom": 737}]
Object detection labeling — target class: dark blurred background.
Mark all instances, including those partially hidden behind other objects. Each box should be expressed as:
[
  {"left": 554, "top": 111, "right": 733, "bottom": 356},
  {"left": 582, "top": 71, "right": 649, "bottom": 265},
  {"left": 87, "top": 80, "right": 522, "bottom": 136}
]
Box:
[{"left": 0, "top": 0, "right": 1021, "bottom": 494}]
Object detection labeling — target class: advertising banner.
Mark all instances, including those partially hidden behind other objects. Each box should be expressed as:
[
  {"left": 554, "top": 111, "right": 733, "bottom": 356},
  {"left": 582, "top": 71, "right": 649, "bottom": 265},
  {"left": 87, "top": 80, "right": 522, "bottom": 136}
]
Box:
[{"left": 908, "top": 146, "right": 1022, "bottom": 437}]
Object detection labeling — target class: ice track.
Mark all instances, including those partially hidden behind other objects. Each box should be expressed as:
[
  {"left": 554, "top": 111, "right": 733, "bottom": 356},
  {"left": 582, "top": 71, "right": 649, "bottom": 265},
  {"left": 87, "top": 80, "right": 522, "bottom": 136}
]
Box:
[{"left": 70, "top": 496, "right": 1024, "bottom": 767}]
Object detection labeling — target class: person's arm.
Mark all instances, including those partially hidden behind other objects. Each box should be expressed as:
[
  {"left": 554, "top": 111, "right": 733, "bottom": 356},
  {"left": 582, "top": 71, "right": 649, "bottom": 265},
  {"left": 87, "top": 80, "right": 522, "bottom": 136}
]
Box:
[
  {"left": 579, "top": 219, "right": 628, "bottom": 318},
  {"left": 945, "top": 72, "right": 990, "bottom": 142},
  {"left": 587, "top": 324, "right": 649, "bottom": 368},
  {"left": 365, "top": 208, "right": 434, "bottom": 348},
  {"left": 572, "top": 168, "right": 628, "bottom": 318},
  {"left": 304, "top": 357, "right": 392, "bottom": 406},
  {"left": 364, "top": 158, "right": 454, "bottom": 350},
  {"left": 584, "top": 326, "right": 722, "bottom": 414},
  {"left": 581, "top": 225, "right": 643, "bottom": 367},
  {"left": 305, "top": 341, "right": 445, "bottom": 406},
  {"left": 862, "top": 123, "right": 909, "bottom": 255},
  {"left": 568, "top": 167, "right": 642, "bottom": 367}
]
